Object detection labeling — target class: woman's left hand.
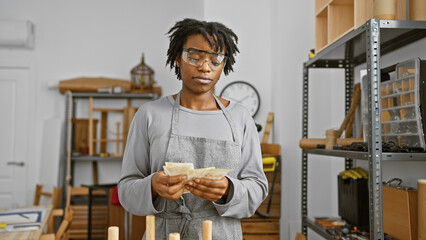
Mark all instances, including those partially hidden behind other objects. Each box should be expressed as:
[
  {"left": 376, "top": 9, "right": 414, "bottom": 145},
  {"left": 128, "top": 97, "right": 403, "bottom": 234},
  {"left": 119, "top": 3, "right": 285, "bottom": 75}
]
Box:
[{"left": 185, "top": 177, "right": 229, "bottom": 202}]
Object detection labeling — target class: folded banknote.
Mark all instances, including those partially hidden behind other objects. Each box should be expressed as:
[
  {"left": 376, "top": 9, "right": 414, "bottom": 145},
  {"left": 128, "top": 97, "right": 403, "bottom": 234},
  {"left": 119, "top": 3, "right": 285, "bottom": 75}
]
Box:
[{"left": 163, "top": 162, "right": 232, "bottom": 194}]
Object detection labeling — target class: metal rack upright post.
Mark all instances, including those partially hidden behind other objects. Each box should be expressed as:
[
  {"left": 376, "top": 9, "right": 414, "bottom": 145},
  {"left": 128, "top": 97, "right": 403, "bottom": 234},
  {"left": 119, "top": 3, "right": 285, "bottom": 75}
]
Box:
[{"left": 301, "top": 19, "right": 426, "bottom": 240}]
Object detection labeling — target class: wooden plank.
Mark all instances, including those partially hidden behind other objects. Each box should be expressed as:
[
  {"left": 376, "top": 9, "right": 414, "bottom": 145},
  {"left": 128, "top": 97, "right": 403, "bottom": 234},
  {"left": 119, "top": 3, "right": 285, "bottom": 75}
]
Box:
[
  {"left": 67, "top": 186, "right": 109, "bottom": 240},
  {"left": 123, "top": 106, "right": 138, "bottom": 152},
  {"left": 242, "top": 217, "right": 280, "bottom": 222},
  {"left": 267, "top": 182, "right": 281, "bottom": 194},
  {"left": 89, "top": 97, "right": 94, "bottom": 155},
  {"left": 262, "top": 113, "right": 274, "bottom": 144},
  {"left": 93, "top": 108, "right": 124, "bottom": 113},
  {"left": 72, "top": 119, "right": 98, "bottom": 154},
  {"left": 116, "top": 122, "right": 120, "bottom": 156},
  {"left": 72, "top": 205, "right": 107, "bottom": 210},
  {"left": 94, "top": 138, "right": 123, "bottom": 143},
  {"left": 261, "top": 143, "right": 281, "bottom": 155},
  {"left": 255, "top": 204, "right": 281, "bottom": 217},
  {"left": 265, "top": 170, "right": 281, "bottom": 183},
  {"left": 58, "top": 77, "right": 132, "bottom": 94},
  {"left": 355, "top": 0, "right": 367, "bottom": 28},
  {"left": 315, "top": 10, "right": 328, "bottom": 53},
  {"left": 395, "top": 0, "right": 407, "bottom": 20},
  {"left": 316, "top": 0, "right": 332, "bottom": 14},
  {"left": 260, "top": 193, "right": 281, "bottom": 205},
  {"left": 328, "top": 3, "right": 354, "bottom": 44},
  {"left": 131, "top": 215, "right": 146, "bottom": 240},
  {"left": 109, "top": 188, "right": 125, "bottom": 240},
  {"left": 101, "top": 112, "right": 108, "bottom": 153},
  {"left": 130, "top": 86, "right": 162, "bottom": 96},
  {"left": 332, "top": 0, "right": 353, "bottom": 5},
  {"left": 92, "top": 161, "right": 98, "bottom": 185},
  {"left": 241, "top": 219, "right": 280, "bottom": 234},
  {"left": 243, "top": 234, "right": 280, "bottom": 240}
]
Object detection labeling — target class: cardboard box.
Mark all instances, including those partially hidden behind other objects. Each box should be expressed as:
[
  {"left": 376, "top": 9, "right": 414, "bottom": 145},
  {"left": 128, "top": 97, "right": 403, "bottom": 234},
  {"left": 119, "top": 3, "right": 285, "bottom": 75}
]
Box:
[{"left": 383, "top": 182, "right": 418, "bottom": 240}]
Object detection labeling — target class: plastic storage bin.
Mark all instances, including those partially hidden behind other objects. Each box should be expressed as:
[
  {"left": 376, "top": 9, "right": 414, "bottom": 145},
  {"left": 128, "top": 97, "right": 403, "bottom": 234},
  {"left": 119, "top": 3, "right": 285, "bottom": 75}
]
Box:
[
  {"left": 337, "top": 176, "right": 369, "bottom": 226},
  {"left": 379, "top": 58, "right": 426, "bottom": 149}
]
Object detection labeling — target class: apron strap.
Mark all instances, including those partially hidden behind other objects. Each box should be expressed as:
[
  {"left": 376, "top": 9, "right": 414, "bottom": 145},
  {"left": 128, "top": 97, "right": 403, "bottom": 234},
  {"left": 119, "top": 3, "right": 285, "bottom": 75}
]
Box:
[
  {"left": 171, "top": 91, "right": 182, "bottom": 135},
  {"left": 171, "top": 91, "right": 240, "bottom": 144},
  {"left": 213, "top": 95, "right": 240, "bottom": 144}
]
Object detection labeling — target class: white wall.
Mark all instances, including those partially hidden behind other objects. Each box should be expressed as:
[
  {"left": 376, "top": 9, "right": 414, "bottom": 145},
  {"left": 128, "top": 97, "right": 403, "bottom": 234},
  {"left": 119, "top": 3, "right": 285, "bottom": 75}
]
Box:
[
  {"left": 204, "top": 1, "right": 273, "bottom": 136},
  {"left": 1, "top": 1, "right": 426, "bottom": 240},
  {"left": 0, "top": 0, "right": 205, "bottom": 202}
]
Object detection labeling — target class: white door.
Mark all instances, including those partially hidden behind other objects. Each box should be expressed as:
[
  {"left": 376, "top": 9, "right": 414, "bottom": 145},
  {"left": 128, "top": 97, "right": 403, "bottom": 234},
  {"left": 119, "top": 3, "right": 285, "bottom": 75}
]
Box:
[{"left": 0, "top": 68, "right": 30, "bottom": 209}]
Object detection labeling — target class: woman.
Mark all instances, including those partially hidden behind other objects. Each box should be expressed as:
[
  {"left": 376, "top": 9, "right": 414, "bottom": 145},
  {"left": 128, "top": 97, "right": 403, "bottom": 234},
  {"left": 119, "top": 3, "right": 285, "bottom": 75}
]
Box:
[{"left": 118, "top": 18, "right": 268, "bottom": 240}]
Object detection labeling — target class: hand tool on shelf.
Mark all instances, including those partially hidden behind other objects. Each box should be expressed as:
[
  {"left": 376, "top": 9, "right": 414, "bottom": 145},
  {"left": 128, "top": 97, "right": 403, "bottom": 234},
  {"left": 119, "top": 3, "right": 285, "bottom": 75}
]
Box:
[{"left": 299, "top": 83, "right": 363, "bottom": 149}]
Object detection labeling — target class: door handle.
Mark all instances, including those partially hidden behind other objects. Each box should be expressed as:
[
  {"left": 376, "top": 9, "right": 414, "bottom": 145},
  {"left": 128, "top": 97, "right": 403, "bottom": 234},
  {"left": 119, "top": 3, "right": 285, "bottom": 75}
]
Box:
[{"left": 7, "top": 161, "right": 25, "bottom": 167}]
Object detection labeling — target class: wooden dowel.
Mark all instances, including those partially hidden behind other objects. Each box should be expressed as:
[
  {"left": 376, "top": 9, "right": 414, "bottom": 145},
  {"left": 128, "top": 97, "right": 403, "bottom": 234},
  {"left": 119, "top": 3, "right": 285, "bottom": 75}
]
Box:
[
  {"left": 94, "top": 139, "right": 123, "bottom": 143},
  {"left": 101, "top": 111, "right": 108, "bottom": 153},
  {"left": 345, "top": 112, "right": 355, "bottom": 138},
  {"left": 262, "top": 112, "right": 274, "bottom": 144},
  {"left": 108, "top": 226, "right": 119, "bottom": 240},
  {"left": 89, "top": 97, "right": 94, "bottom": 155},
  {"left": 203, "top": 220, "right": 212, "bottom": 240},
  {"left": 299, "top": 138, "right": 364, "bottom": 149},
  {"left": 325, "top": 130, "right": 338, "bottom": 150},
  {"left": 116, "top": 122, "right": 120, "bottom": 156},
  {"left": 146, "top": 215, "right": 155, "bottom": 240},
  {"left": 337, "top": 83, "right": 361, "bottom": 137},
  {"left": 41, "top": 192, "right": 53, "bottom": 197},
  {"left": 169, "top": 233, "right": 180, "bottom": 240},
  {"left": 92, "top": 161, "right": 98, "bottom": 185}
]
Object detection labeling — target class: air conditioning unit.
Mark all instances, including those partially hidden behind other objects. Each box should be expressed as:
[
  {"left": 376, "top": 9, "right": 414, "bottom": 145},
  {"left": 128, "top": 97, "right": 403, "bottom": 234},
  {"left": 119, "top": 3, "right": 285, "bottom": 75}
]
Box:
[{"left": 0, "top": 20, "right": 35, "bottom": 49}]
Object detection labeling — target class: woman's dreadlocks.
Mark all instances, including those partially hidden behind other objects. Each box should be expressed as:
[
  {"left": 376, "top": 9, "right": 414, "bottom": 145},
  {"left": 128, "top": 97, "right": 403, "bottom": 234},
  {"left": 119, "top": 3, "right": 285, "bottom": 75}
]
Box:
[{"left": 166, "top": 18, "right": 239, "bottom": 79}]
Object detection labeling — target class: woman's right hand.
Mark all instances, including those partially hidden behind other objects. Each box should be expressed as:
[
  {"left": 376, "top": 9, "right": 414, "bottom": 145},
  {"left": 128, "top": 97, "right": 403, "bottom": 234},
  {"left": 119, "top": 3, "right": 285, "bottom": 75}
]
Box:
[{"left": 151, "top": 171, "right": 187, "bottom": 200}]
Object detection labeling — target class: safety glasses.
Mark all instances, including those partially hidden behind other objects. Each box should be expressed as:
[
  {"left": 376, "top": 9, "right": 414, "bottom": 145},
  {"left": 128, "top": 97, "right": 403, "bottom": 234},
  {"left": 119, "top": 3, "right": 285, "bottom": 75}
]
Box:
[{"left": 181, "top": 48, "right": 226, "bottom": 70}]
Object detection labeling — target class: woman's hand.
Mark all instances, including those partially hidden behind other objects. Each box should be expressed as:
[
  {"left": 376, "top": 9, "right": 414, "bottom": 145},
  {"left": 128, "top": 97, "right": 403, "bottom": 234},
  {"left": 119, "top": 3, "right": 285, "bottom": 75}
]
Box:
[
  {"left": 185, "top": 177, "right": 230, "bottom": 202},
  {"left": 151, "top": 171, "right": 187, "bottom": 200}
]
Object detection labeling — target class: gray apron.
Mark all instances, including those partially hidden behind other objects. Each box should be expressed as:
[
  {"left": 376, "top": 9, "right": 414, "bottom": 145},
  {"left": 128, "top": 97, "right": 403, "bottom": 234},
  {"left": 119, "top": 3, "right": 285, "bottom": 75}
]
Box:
[{"left": 154, "top": 92, "right": 242, "bottom": 240}]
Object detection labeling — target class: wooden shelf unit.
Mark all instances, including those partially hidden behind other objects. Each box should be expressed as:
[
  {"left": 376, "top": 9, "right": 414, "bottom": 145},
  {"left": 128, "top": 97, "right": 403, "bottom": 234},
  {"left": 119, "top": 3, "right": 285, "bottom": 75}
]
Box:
[{"left": 315, "top": 0, "right": 372, "bottom": 53}]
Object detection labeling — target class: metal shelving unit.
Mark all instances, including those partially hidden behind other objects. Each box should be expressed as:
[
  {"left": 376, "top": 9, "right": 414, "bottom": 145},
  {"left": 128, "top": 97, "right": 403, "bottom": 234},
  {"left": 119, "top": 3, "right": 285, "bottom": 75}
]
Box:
[
  {"left": 301, "top": 19, "right": 426, "bottom": 239},
  {"left": 305, "top": 149, "right": 426, "bottom": 161}
]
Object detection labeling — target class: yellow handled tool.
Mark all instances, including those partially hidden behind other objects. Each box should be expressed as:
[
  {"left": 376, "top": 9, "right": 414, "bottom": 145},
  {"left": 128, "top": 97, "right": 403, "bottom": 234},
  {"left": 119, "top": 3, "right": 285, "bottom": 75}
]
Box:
[
  {"left": 262, "top": 157, "right": 276, "bottom": 172},
  {"left": 0, "top": 222, "right": 6, "bottom": 228}
]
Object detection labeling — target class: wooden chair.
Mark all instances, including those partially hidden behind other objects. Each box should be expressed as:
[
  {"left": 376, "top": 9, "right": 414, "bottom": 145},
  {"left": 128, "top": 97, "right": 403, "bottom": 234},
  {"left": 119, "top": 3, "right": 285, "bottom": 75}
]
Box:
[
  {"left": 40, "top": 209, "right": 74, "bottom": 240},
  {"left": 34, "top": 184, "right": 64, "bottom": 233},
  {"left": 66, "top": 186, "right": 108, "bottom": 239}
]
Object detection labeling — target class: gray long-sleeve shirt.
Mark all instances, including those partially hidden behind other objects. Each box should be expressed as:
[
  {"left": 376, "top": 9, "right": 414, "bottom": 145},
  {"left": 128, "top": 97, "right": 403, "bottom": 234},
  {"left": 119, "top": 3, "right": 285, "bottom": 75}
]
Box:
[{"left": 118, "top": 95, "right": 268, "bottom": 219}]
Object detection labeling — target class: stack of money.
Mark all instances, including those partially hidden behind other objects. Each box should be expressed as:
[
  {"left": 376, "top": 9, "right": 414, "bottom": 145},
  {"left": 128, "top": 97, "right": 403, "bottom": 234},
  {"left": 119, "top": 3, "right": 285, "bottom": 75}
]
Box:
[{"left": 163, "top": 162, "right": 232, "bottom": 194}]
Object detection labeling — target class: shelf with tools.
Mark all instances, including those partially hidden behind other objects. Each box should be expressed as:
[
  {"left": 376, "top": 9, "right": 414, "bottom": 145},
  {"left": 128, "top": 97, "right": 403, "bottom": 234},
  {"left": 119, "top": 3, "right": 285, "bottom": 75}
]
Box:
[
  {"left": 71, "top": 156, "right": 123, "bottom": 162},
  {"left": 300, "top": 19, "right": 426, "bottom": 239},
  {"left": 304, "top": 149, "right": 426, "bottom": 161}
]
